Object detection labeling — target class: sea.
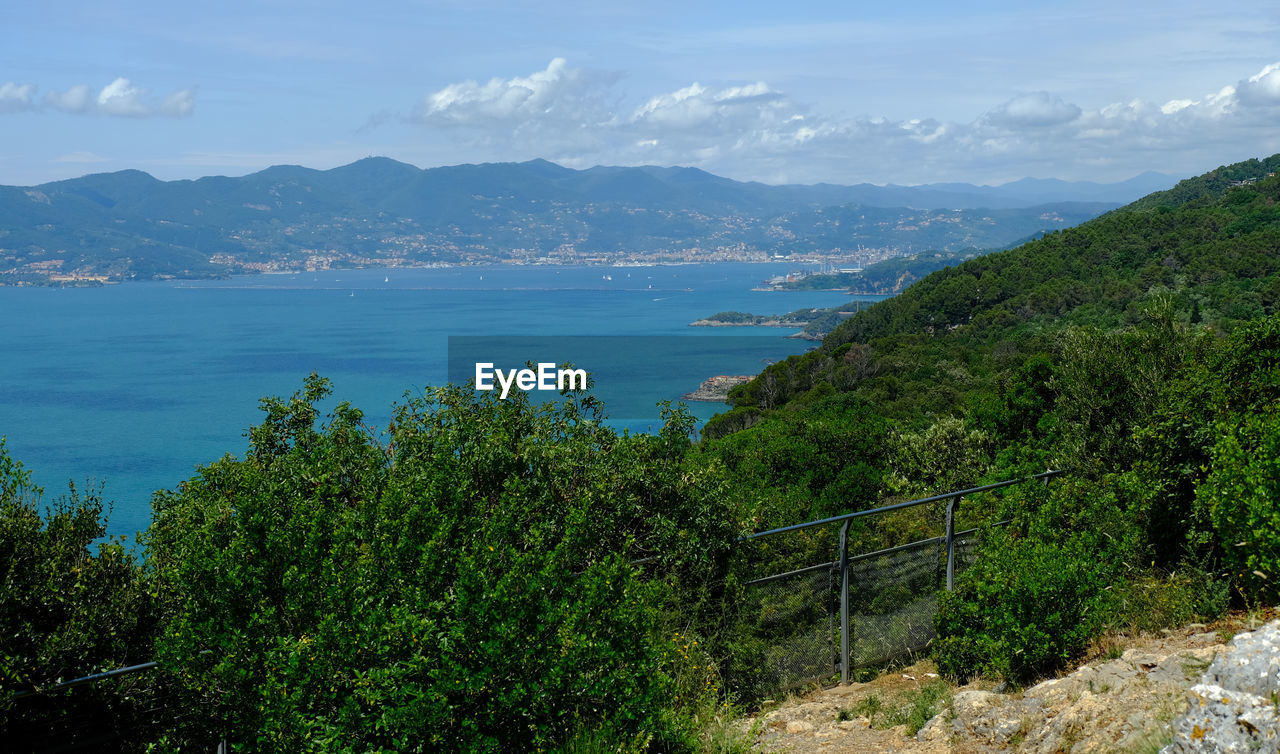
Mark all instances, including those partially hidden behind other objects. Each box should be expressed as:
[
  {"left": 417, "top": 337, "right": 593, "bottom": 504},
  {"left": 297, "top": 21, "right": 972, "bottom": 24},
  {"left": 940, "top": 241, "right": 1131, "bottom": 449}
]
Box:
[{"left": 0, "top": 263, "right": 880, "bottom": 540}]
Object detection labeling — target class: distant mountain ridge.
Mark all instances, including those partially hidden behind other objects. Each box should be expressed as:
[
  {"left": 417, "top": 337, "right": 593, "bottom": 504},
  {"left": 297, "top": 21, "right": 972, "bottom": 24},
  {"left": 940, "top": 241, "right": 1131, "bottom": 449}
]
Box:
[{"left": 0, "top": 158, "right": 1169, "bottom": 285}]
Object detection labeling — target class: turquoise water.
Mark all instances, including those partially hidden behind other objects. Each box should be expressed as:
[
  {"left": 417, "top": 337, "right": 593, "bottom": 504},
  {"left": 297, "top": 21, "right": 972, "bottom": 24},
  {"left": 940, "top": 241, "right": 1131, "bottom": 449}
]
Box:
[{"left": 0, "top": 263, "right": 874, "bottom": 539}]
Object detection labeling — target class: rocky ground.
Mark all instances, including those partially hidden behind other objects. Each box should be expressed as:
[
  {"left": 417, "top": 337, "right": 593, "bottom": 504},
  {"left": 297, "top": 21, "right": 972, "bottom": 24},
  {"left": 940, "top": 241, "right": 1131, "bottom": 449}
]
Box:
[
  {"left": 682, "top": 375, "right": 754, "bottom": 402},
  {"left": 744, "top": 609, "right": 1279, "bottom": 753}
]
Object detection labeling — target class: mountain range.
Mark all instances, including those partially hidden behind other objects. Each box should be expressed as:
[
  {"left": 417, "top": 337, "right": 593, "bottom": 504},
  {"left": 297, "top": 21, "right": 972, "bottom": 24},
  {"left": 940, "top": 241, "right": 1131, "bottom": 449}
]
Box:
[{"left": 0, "top": 158, "right": 1175, "bottom": 285}]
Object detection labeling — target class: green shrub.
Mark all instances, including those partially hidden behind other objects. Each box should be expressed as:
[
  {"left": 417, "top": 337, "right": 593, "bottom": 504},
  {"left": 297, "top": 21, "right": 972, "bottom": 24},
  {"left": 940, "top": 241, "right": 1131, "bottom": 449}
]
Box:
[
  {"left": 1111, "top": 567, "right": 1230, "bottom": 631},
  {"left": 0, "top": 439, "right": 157, "bottom": 747},
  {"left": 701, "top": 392, "right": 887, "bottom": 524},
  {"left": 934, "top": 530, "right": 1117, "bottom": 684},
  {"left": 1194, "top": 411, "right": 1280, "bottom": 602},
  {"left": 932, "top": 476, "right": 1151, "bottom": 685},
  {"left": 144, "top": 376, "right": 742, "bottom": 752},
  {"left": 885, "top": 416, "right": 994, "bottom": 497}
]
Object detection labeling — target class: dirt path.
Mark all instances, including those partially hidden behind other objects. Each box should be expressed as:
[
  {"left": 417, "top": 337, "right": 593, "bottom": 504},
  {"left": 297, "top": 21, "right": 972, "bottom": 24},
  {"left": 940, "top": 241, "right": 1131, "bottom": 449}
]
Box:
[{"left": 745, "top": 609, "right": 1279, "bottom": 753}]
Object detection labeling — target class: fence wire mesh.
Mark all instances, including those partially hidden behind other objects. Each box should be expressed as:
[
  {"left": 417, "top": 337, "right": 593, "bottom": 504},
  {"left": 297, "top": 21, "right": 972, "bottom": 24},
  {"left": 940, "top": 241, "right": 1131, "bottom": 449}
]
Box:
[
  {"left": 735, "top": 472, "right": 1061, "bottom": 699},
  {"left": 950, "top": 525, "right": 985, "bottom": 576},
  {"left": 735, "top": 565, "right": 838, "bottom": 698},
  {"left": 846, "top": 536, "right": 943, "bottom": 668}
]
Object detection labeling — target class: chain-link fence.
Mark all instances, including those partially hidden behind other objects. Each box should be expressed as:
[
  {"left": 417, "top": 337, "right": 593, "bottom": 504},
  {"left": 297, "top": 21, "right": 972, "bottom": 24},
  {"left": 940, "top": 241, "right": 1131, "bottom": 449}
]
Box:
[
  {"left": 734, "top": 564, "right": 838, "bottom": 698},
  {"left": 734, "top": 471, "right": 1062, "bottom": 697},
  {"left": 845, "top": 536, "right": 944, "bottom": 668},
  {"left": 727, "top": 519, "right": 841, "bottom": 698}
]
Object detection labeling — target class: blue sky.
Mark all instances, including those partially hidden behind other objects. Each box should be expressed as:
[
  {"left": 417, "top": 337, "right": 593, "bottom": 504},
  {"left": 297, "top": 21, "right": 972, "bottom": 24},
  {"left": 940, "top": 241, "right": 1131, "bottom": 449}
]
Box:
[{"left": 2, "top": 1, "right": 1278, "bottom": 187}]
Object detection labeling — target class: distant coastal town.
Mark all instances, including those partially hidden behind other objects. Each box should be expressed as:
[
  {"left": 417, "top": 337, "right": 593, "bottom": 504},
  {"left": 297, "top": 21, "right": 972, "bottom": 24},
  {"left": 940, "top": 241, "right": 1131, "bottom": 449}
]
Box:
[{"left": 0, "top": 244, "right": 890, "bottom": 288}]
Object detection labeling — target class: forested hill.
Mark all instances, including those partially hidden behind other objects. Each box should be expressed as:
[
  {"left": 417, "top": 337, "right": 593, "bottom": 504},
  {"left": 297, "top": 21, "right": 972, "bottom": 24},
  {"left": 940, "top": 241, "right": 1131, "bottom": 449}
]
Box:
[
  {"left": 0, "top": 158, "right": 1136, "bottom": 284},
  {"left": 1121, "top": 153, "right": 1280, "bottom": 212},
  {"left": 697, "top": 152, "right": 1280, "bottom": 697},
  {"left": 712, "top": 152, "right": 1280, "bottom": 427}
]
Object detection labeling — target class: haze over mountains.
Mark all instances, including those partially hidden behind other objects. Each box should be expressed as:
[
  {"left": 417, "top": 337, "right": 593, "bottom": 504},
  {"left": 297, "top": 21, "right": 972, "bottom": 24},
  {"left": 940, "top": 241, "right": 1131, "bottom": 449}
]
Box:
[{"left": 0, "top": 157, "right": 1175, "bottom": 285}]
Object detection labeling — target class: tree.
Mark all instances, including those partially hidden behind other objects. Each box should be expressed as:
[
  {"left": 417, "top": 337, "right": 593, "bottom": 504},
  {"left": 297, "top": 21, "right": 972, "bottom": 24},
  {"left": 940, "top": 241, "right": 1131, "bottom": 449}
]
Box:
[
  {"left": 0, "top": 439, "right": 156, "bottom": 750},
  {"left": 144, "top": 375, "right": 743, "bottom": 751}
]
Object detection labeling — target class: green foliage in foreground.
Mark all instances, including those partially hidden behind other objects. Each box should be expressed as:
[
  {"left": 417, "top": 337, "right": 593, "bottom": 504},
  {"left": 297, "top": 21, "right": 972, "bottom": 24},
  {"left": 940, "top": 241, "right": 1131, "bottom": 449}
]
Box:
[
  {"left": 934, "top": 478, "right": 1135, "bottom": 683},
  {"left": 0, "top": 439, "right": 157, "bottom": 747},
  {"left": 1196, "top": 413, "right": 1280, "bottom": 603},
  {"left": 143, "top": 376, "right": 744, "bottom": 751}
]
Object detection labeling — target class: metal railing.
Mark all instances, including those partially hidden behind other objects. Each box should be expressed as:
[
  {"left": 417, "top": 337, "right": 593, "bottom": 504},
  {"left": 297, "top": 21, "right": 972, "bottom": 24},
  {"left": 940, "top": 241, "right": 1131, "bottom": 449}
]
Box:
[
  {"left": 737, "top": 470, "right": 1063, "bottom": 691},
  {"left": 5, "top": 653, "right": 225, "bottom": 753},
  {"left": 8, "top": 660, "right": 158, "bottom": 701}
]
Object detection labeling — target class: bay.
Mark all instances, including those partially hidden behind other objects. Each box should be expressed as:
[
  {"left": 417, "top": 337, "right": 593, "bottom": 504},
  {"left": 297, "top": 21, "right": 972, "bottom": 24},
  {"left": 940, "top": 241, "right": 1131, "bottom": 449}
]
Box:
[{"left": 0, "top": 263, "right": 879, "bottom": 539}]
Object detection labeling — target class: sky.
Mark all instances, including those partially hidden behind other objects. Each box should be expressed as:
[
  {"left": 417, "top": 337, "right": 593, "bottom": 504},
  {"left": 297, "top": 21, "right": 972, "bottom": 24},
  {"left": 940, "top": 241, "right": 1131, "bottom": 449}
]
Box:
[{"left": 2, "top": 1, "right": 1278, "bottom": 188}]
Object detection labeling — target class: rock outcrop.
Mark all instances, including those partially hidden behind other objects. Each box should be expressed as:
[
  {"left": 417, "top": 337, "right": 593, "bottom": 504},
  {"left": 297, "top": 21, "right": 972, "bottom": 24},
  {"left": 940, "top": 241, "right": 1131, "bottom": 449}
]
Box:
[
  {"left": 1162, "top": 620, "right": 1280, "bottom": 753},
  {"left": 917, "top": 637, "right": 1222, "bottom": 753},
  {"left": 746, "top": 619, "right": 1280, "bottom": 753},
  {"left": 682, "top": 375, "right": 753, "bottom": 402}
]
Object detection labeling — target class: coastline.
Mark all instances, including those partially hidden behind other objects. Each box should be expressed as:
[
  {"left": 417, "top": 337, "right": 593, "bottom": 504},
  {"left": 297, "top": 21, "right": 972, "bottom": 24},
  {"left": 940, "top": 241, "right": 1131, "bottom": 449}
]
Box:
[
  {"left": 2, "top": 258, "right": 816, "bottom": 289},
  {"left": 689, "top": 319, "right": 808, "bottom": 328},
  {"left": 682, "top": 374, "right": 755, "bottom": 402}
]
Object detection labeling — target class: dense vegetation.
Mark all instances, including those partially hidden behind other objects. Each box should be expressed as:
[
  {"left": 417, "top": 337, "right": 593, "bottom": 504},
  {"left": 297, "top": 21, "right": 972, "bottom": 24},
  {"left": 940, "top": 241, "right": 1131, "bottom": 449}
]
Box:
[
  {"left": 3, "top": 154, "right": 1279, "bottom": 750},
  {"left": 0, "top": 442, "right": 160, "bottom": 745},
  {"left": 708, "top": 155, "right": 1280, "bottom": 684}
]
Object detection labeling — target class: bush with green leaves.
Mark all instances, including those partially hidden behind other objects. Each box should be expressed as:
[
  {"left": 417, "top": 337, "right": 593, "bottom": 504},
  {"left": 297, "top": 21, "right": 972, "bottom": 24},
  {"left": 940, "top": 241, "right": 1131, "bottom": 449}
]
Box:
[
  {"left": 1194, "top": 411, "right": 1280, "bottom": 603},
  {"left": 933, "top": 532, "right": 1116, "bottom": 684},
  {"left": 1110, "top": 567, "right": 1229, "bottom": 632},
  {"left": 700, "top": 391, "right": 887, "bottom": 525},
  {"left": 0, "top": 438, "right": 156, "bottom": 748},
  {"left": 144, "top": 375, "right": 743, "bottom": 751},
  {"left": 932, "top": 476, "right": 1150, "bottom": 684},
  {"left": 884, "top": 416, "right": 994, "bottom": 497}
]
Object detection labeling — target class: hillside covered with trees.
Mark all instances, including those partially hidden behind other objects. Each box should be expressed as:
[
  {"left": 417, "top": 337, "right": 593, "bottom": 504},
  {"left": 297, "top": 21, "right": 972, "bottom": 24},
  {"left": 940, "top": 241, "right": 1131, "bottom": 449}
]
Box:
[
  {"left": 707, "top": 152, "right": 1280, "bottom": 680},
  {"left": 3, "top": 154, "right": 1279, "bottom": 751}
]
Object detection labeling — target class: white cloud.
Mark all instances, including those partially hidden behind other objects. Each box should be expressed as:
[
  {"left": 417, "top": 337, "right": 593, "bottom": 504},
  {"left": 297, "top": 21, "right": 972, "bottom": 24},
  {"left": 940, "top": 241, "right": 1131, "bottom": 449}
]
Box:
[
  {"left": 1200, "top": 85, "right": 1238, "bottom": 119},
  {"left": 45, "top": 84, "right": 93, "bottom": 113},
  {"left": 632, "top": 81, "right": 785, "bottom": 131},
  {"left": 416, "top": 58, "right": 586, "bottom": 125},
  {"left": 407, "top": 58, "right": 1280, "bottom": 184},
  {"left": 0, "top": 82, "right": 35, "bottom": 114},
  {"left": 11, "top": 79, "right": 196, "bottom": 118},
  {"left": 96, "top": 78, "right": 151, "bottom": 117},
  {"left": 1237, "top": 63, "right": 1280, "bottom": 107},
  {"left": 161, "top": 88, "right": 197, "bottom": 117},
  {"left": 983, "top": 92, "right": 1082, "bottom": 129}
]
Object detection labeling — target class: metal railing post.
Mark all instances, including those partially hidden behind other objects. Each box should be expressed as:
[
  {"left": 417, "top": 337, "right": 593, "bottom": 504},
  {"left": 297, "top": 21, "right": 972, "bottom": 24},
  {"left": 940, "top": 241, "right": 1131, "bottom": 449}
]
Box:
[
  {"left": 733, "top": 471, "right": 1063, "bottom": 692},
  {"left": 945, "top": 495, "right": 961, "bottom": 591},
  {"left": 839, "top": 519, "right": 851, "bottom": 683}
]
